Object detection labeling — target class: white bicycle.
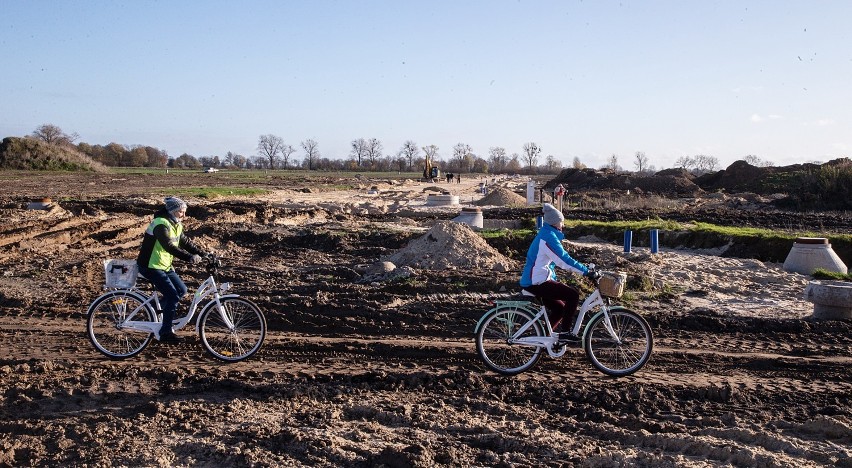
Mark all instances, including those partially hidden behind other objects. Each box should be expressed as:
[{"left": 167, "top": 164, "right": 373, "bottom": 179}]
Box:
[
  {"left": 86, "top": 255, "right": 266, "bottom": 362},
  {"left": 475, "top": 267, "right": 653, "bottom": 377}
]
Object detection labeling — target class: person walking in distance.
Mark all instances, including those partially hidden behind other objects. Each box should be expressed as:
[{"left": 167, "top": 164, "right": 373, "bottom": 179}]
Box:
[
  {"left": 136, "top": 197, "right": 209, "bottom": 343},
  {"left": 519, "top": 203, "right": 591, "bottom": 344}
]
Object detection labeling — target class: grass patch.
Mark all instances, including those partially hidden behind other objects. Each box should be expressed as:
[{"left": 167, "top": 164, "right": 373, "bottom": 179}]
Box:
[
  {"left": 478, "top": 228, "right": 536, "bottom": 239},
  {"left": 163, "top": 187, "right": 269, "bottom": 199},
  {"left": 812, "top": 268, "right": 852, "bottom": 282},
  {"left": 564, "top": 218, "right": 682, "bottom": 231}
]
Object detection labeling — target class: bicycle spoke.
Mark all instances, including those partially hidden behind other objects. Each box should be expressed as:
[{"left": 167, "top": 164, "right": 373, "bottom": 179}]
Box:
[
  {"left": 585, "top": 309, "right": 653, "bottom": 376},
  {"left": 476, "top": 308, "right": 543, "bottom": 375},
  {"left": 200, "top": 298, "right": 266, "bottom": 362},
  {"left": 87, "top": 291, "right": 154, "bottom": 359}
]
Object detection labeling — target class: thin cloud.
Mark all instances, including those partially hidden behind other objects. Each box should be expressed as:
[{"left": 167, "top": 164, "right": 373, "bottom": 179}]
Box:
[
  {"left": 802, "top": 119, "right": 837, "bottom": 126},
  {"left": 751, "top": 113, "right": 781, "bottom": 123}
]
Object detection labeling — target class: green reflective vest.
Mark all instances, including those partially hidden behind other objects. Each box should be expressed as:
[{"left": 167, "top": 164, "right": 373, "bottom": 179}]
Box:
[{"left": 145, "top": 217, "right": 183, "bottom": 270}]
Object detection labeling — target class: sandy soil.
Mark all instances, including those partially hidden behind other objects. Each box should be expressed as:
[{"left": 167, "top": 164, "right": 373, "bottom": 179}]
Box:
[{"left": 0, "top": 171, "right": 850, "bottom": 467}]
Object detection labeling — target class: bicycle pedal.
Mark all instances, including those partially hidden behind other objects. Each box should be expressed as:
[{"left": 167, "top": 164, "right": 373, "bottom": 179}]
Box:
[{"left": 556, "top": 332, "right": 581, "bottom": 345}]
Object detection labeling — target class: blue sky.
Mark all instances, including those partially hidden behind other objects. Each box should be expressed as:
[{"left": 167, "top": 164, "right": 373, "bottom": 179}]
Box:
[{"left": 2, "top": 0, "right": 850, "bottom": 170}]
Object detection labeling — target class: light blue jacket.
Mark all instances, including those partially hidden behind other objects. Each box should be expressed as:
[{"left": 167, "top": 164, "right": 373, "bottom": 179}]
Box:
[{"left": 520, "top": 224, "right": 588, "bottom": 287}]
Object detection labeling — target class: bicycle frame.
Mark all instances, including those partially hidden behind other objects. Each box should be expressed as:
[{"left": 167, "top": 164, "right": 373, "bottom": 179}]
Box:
[
  {"left": 109, "top": 275, "right": 238, "bottom": 339},
  {"left": 476, "top": 288, "right": 622, "bottom": 358}
]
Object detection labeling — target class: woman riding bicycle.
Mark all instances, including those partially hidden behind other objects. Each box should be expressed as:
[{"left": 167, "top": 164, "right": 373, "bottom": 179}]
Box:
[
  {"left": 136, "top": 196, "right": 209, "bottom": 343},
  {"left": 520, "top": 203, "right": 590, "bottom": 345}
]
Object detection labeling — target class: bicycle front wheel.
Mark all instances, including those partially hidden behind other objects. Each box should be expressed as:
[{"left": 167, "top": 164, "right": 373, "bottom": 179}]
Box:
[
  {"left": 198, "top": 298, "right": 266, "bottom": 362},
  {"left": 476, "top": 307, "right": 544, "bottom": 376},
  {"left": 584, "top": 308, "right": 653, "bottom": 377},
  {"left": 87, "top": 291, "right": 156, "bottom": 359}
]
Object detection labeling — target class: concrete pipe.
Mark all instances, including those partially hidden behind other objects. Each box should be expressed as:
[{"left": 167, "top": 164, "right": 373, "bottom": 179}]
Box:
[
  {"left": 452, "top": 207, "right": 483, "bottom": 229},
  {"left": 782, "top": 237, "right": 848, "bottom": 275},
  {"left": 425, "top": 194, "right": 460, "bottom": 207},
  {"left": 804, "top": 280, "right": 852, "bottom": 320}
]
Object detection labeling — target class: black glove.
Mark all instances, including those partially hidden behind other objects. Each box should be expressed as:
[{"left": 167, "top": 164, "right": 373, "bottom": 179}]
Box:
[{"left": 584, "top": 267, "right": 602, "bottom": 280}]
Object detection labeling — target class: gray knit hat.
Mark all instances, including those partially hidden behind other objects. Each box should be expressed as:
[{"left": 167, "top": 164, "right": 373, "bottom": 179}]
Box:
[
  {"left": 164, "top": 196, "right": 187, "bottom": 214},
  {"left": 542, "top": 203, "right": 564, "bottom": 226}
]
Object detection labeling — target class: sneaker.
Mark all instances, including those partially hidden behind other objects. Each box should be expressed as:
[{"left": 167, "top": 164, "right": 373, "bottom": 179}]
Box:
[
  {"left": 556, "top": 332, "right": 581, "bottom": 345},
  {"left": 159, "top": 333, "right": 183, "bottom": 344}
]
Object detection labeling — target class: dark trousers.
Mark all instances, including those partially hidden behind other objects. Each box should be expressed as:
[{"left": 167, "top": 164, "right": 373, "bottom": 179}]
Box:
[
  {"left": 524, "top": 280, "right": 580, "bottom": 331},
  {"left": 138, "top": 265, "right": 187, "bottom": 336}
]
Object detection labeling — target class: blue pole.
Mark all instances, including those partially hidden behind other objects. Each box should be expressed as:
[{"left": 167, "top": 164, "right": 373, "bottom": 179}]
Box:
[
  {"left": 623, "top": 230, "right": 632, "bottom": 253},
  {"left": 650, "top": 229, "right": 659, "bottom": 253},
  {"left": 536, "top": 216, "right": 543, "bottom": 230}
]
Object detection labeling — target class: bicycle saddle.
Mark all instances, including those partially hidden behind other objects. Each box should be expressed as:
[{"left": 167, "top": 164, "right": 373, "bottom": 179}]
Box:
[{"left": 518, "top": 289, "right": 543, "bottom": 304}]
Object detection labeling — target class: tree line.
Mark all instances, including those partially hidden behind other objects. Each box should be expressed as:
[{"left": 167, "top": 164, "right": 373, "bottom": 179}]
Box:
[{"left": 20, "top": 123, "right": 775, "bottom": 176}]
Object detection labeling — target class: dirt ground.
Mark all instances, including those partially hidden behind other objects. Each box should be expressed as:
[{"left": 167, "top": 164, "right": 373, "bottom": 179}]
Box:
[{"left": 0, "top": 171, "right": 850, "bottom": 467}]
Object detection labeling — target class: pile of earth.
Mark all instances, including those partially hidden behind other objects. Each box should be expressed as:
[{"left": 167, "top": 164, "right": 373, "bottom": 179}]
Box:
[
  {"left": 382, "top": 221, "right": 517, "bottom": 272},
  {"left": 0, "top": 137, "right": 107, "bottom": 172},
  {"left": 544, "top": 158, "right": 852, "bottom": 210},
  {"left": 475, "top": 187, "right": 528, "bottom": 207},
  {"left": 545, "top": 167, "right": 704, "bottom": 197}
]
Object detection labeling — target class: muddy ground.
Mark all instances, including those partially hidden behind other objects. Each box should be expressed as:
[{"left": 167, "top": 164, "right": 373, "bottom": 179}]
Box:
[{"left": 0, "top": 171, "right": 850, "bottom": 467}]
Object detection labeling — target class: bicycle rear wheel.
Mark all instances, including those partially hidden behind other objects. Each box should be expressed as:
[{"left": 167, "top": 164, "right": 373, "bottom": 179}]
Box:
[
  {"left": 584, "top": 308, "right": 653, "bottom": 376},
  {"left": 476, "top": 308, "right": 544, "bottom": 376},
  {"left": 87, "top": 291, "right": 155, "bottom": 359},
  {"left": 198, "top": 298, "right": 266, "bottom": 362}
]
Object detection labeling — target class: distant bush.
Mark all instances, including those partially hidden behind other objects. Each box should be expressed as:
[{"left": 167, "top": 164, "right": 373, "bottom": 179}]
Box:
[
  {"left": 776, "top": 161, "right": 852, "bottom": 210},
  {"left": 0, "top": 137, "right": 108, "bottom": 172}
]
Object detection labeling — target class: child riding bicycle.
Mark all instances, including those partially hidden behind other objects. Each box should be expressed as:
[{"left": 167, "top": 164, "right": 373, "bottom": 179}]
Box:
[{"left": 520, "top": 203, "right": 593, "bottom": 346}]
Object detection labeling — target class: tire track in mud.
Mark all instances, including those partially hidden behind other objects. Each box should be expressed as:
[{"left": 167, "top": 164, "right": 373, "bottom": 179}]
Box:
[{"left": 2, "top": 184, "right": 851, "bottom": 466}]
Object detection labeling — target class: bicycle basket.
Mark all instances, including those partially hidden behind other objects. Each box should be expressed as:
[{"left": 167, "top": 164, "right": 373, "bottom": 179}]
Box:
[
  {"left": 599, "top": 271, "right": 627, "bottom": 298},
  {"left": 103, "top": 259, "right": 138, "bottom": 289}
]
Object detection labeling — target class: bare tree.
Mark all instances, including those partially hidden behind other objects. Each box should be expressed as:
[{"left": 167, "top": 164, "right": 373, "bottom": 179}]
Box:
[
  {"left": 422, "top": 145, "right": 439, "bottom": 164},
  {"left": 398, "top": 140, "right": 419, "bottom": 171},
  {"left": 32, "top": 124, "right": 78, "bottom": 146},
  {"left": 522, "top": 142, "right": 541, "bottom": 169},
  {"left": 281, "top": 144, "right": 295, "bottom": 169},
  {"left": 743, "top": 154, "right": 775, "bottom": 167},
  {"left": 488, "top": 146, "right": 508, "bottom": 173},
  {"left": 544, "top": 154, "right": 562, "bottom": 173},
  {"left": 301, "top": 139, "right": 320, "bottom": 170},
  {"left": 257, "top": 134, "right": 284, "bottom": 169},
  {"left": 693, "top": 154, "right": 720, "bottom": 173},
  {"left": 350, "top": 138, "right": 368, "bottom": 167},
  {"left": 572, "top": 156, "right": 586, "bottom": 169},
  {"left": 605, "top": 154, "right": 621, "bottom": 171},
  {"left": 674, "top": 155, "right": 695, "bottom": 170},
  {"left": 633, "top": 151, "right": 650, "bottom": 173},
  {"left": 452, "top": 143, "right": 472, "bottom": 171},
  {"left": 365, "top": 138, "right": 383, "bottom": 169}
]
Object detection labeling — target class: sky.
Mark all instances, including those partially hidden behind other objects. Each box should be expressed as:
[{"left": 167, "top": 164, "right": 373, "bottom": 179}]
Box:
[{"left": 2, "top": 0, "right": 851, "bottom": 170}]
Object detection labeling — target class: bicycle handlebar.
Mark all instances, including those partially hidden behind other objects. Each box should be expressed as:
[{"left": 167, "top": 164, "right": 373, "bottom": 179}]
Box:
[{"left": 204, "top": 254, "right": 222, "bottom": 275}]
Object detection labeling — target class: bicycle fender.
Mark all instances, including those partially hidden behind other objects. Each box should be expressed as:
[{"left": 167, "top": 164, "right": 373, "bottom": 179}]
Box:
[
  {"left": 582, "top": 306, "right": 632, "bottom": 340},
  {"left": 474, "top": 307, "right": 502, "bottom": 334},
  {"left": 473, "top": 302, "right": 539, "bottom": 333},
  {"left": 193, "top": 294, "right": 241, "bottom": 332}
]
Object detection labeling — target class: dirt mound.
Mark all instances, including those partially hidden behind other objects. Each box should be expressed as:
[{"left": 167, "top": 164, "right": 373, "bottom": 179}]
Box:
[
  {"left": 543, "top": 168, "right": 703, "bottom": 197},
  {"left": 475, "top": 187, "right": 527, "bottom": 207},
  {"left": 0, "top": 137, "right": 108, "bottom": 172},
  {"left": 382, "top": 221, "right": 517, "bottom": 271}
]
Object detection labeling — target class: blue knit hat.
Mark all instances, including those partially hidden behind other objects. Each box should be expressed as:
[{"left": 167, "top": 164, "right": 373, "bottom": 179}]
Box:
[{"left": 164, "top": 196, "right": 187, "bottom": 214}]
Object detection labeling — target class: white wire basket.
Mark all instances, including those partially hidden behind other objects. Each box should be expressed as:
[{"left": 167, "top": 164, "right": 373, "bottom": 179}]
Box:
[
  {"left": 599, "top": 271, "right": 627, "bottom": 298},
  {"left": 103, "top": 259, "right": 139, "bottom": 289}
]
